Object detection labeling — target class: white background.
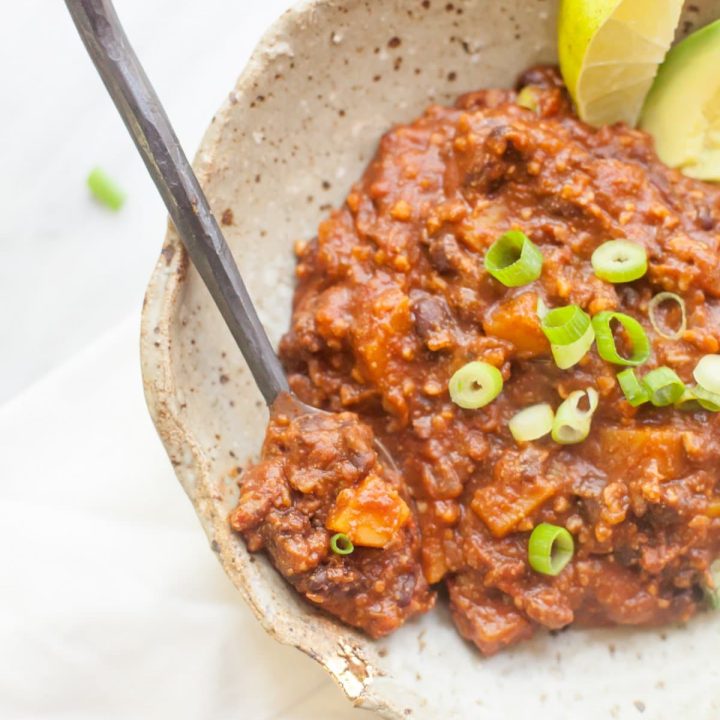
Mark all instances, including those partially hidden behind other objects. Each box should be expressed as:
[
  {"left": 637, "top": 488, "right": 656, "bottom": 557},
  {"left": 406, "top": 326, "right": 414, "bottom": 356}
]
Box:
[
  {"left": 1, "top": 0, "right": 296, "bottom": 404},
  {"left": 0, "top": 2, "right": 370, "bottom": 718}
]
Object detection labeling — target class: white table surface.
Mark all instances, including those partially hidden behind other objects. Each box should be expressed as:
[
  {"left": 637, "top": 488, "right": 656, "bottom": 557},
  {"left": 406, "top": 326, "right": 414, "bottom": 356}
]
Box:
[
  {"left": 0, "top": 2, "right": 373, "bottom": 718},
  {"left": 1, "top": 0, "right": 295, "bottom": 404}
]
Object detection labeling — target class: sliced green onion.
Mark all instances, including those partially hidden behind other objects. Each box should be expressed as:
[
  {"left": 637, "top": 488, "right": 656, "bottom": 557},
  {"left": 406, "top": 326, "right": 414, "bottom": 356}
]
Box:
[
  {"left": 675, "top": 388, "right": 703, "bottom": 412},
  {"left": 536, "top": 297, "right": 549, "bottom": 320},
  {"left": 449, "top": 361, "right": 503, "bottom": 410},
  {"left": 617, "top": 368, "right": 650, "bottom": 407},
  {"left": 551, "top": 324, "right": 596, "bottom": 370},
  {"left": 517, "top": 85, "right": 541, "bottom": 113},
  {"left": 706, "top": 559, "right": 720, "bottom": 610},
  {"left": 552, "top": 387, "right": 599, "bottom": 445},
  {"left": 509, "top": 403, "right": 555, "bottom": 443},
  {"left": 330, "top": 533, "right": 354, "bottom": 556},
  {"left": 591, "top": 240, "right": 647, "bottom": 283},
  {"left": 592, "top": 311, "right": 650, "bottom": 367},
  {"left": 689, "top": 386, "right": 720, "bottom": 412},
  {"left": 642, "top": 367, "right": 685, "bottom": 407},
  {"left": 541, "top": 305, "right": 591, "bottom": 345},
  {"left": 484, "top": 230, "right": 543, "bottom": 287},
  {"left": 694, "top": 355, "right": 720, "bottom": 395},
  {"left": 528, "top": 523, "right": 574, "bottom": 576},
  {"left": 648, "top": 292, "right": 687, "bottom": 341},
  {"left": 87, "top": 167, "right": 126, "bottom": 211},
  {"left": 540, "top": 305, "right": 596, "bottom": 369}
]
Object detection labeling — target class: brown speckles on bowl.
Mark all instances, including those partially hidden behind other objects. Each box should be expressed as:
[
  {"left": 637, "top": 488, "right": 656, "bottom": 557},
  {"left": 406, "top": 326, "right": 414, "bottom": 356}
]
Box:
[
  {"left": 140, "top": 1, "right": 720, "bottom": 718},
  {"left": 160, "top": 244, "right": 175, "bottom": 265}
]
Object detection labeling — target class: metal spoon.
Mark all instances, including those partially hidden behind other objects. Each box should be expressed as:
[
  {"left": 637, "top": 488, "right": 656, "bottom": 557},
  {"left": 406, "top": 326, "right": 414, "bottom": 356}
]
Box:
[{"left": 65, "top": 0, "right": 394, "bottom": 464}]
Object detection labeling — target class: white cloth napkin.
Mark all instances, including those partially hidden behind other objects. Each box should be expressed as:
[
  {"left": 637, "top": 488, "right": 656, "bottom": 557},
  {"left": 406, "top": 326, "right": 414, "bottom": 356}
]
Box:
[{"left": 0, "top": 316, "right": 367, "bottom": 720}]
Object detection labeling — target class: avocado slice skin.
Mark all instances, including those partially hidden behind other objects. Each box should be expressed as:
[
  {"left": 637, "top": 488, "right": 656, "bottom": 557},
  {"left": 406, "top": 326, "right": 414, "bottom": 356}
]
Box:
[{"left": 640, "top": 18, "right": 720, "bottom": 182}]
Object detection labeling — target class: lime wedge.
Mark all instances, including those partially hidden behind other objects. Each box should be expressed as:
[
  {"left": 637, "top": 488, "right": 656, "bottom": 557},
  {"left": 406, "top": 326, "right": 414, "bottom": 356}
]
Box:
[
  {"left": 640, "top": 19, "right": 720, "bottom": 181},
  {"left": 558, "top": 0, "right": 684, "bottom": 127}
]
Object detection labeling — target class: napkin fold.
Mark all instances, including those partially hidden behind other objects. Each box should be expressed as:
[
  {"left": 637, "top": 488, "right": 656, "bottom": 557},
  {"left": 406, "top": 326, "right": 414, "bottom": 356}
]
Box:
[{"left": 0, "top": 317, "right": 365, "bottom": 720}]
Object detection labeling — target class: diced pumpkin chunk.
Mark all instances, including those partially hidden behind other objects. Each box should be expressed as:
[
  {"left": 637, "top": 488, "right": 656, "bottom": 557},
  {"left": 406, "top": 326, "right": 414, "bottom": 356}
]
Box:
[
  {"left": 326, "top": 473, "right": 411, "bottom": 548},
  {"left": 597, "top": 427, "right": 687, "bottom": 481},
  {"left": 472, "top": 477, "right": 556, "bottom": 538},
  {"left": 420, "top": 531, "right": 449, "bottom": 584},
  {"left": 354, "top": 287, "right": 411, "bottom": 382},
  {"left": 482, "top": 292, "right": 549, "bottom": 358}
]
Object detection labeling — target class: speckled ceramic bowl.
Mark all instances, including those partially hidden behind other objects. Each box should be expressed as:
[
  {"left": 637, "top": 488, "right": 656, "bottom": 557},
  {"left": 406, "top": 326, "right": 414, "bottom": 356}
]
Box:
[{"left": 141, "top": 1, "right": 720, "bottom": 717}]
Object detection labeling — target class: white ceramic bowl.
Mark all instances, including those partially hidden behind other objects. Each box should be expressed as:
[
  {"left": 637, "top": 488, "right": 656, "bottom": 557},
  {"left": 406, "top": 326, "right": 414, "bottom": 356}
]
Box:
[{"left": 141, "top": 2, "right": 720, "bottom": 717}]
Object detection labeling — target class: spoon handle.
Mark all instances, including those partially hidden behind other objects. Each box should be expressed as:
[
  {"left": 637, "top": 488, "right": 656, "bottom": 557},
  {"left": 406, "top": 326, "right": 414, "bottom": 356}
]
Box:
[{"left": 65, "top": 0, "right": 289, "bottom": 405}]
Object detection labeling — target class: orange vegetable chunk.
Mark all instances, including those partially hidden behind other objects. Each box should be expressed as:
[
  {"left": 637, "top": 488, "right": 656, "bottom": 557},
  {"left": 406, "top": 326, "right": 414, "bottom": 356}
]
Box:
[
  {"left": 482, "top": 292, "right": 549, "bottom": 358},
  {"left": 472, "top": 477, "right": 557, "bottom": 538},
  {"left": 596, "top": 427, "right": 687, "bottom": 481},
  {"left": 327, "top": 473, "right": 411, "bottom": 547}
]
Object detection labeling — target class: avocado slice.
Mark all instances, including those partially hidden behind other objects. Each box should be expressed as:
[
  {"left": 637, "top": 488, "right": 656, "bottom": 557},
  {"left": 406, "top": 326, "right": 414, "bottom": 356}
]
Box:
[{"left": 640, "top": 19, "right": 720, "bottom": 182}]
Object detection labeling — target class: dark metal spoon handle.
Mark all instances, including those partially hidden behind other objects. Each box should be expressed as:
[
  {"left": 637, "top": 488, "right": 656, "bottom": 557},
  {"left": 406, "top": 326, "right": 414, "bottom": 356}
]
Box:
[{"left": 65, "top": 0, "right": 289, "bottom": 405}]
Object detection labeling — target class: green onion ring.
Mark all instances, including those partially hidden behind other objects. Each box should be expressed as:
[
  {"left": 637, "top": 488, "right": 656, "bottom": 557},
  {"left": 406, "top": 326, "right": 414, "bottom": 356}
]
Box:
[
  {"left": 642, "top": 367, "right": 685, "bottom": 407},
  {"left": 330, "top": 533, "right": 354, "bottom": 556},
  {"left": 689, "top": 386, "right": 720, "bottom": 412},
  {"left": 648, "top": 292, "right": 687, "bottom": 341},
  {"left": 706, "top": 559, "right": 720, "bottom": 610},
  {"left": 509, "top": 403, "right": 555, "bottom": 443},
  {"left": 591, "top": 240, "right": 647, "bottom": 283},
  {"left": 694, "top": 355, "right": 720, "bottom": 395},
  {"left": 528, "top": 523, "right": 575, "bottom": 576},
  {"left": 87, "top": 167, "right": 126, "bottom": 211},
  {"left": 592, "top": 311, "right": 651, "bottom": 367},
  {"left": 484, "top": 230, "right": 544, "bottom": 287},
  {"left": 541, "top": 305, "right": 591, "bottom": 345},
  {"left": 537, "top": 303, "right": 595, "bottom": 369},
  {"left": 516, "top": 86, "right": 541, "bottom": 113},
  {"left": 552, "top": 387, "right": 599, "bottom": 445},
  {"left": 448, "top": 361, "right": 503, "bottom": 410},
  {"left": 617, "top": 368, "right": 650, "bottom": 407},
  {"left": 550, "top": 324, "right": 596, "bottom": 370},
  {"left": 675, "top": 388, "right": 703, "bottom": 412},
  {"left": 536, "top": 297, "right": 549, "bottom": 320}
]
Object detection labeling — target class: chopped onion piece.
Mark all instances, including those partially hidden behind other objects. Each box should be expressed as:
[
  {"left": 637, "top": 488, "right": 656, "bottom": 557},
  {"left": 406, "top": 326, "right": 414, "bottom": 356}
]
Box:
[
  {"left": 541, "top": 305, "right": 591, "bottom": 345},
  {"left": 592, "top": 311, "right": 650, "bottom": 367},
  {"left": 484, "top": 230, "right": 544, "bottom": 287},
  {"left": 330, "top": 533, "right": 354, "bottom": 556},
  {"left": 674, "top": 388, "right": 703, "bottom": 412},
  {"left": 694, "top": 355, "right": 720, "bottom": 395},
  {"left": 648, "top": 292, "right": 687, "bottom": 341},
  {"left": 87, "top": 167, "right": 126, "bottom": 211},
  {"left": 617, "top": 368, "right": 650, "bottom": 407},
  {"left": 690, "top": 385, "right": 720, "bottom": 412},
  {"left": 516, "top": 85, "right": 541, "bottom": 113},
  {"left": 528, "top": 523, "right": 574, "bottom": 576},
  {"left": 642, "top": 367, "right": 685, "bottom": 407},
  {"left": 551, "top": 323, "right": 596, "bottom": 370},
  {"left": 448, "top": 361, "right": 503, "bottom": 410},
  {"left": 551, "top": 387, "right": 599, "bottom": 445},
  {"left": 536, "top": 297, "right": 549, "bottom": 320},
  {"left": 591, "top": 240, "right": 647, "bottom": 283},
  {"left": 705, "top": 559, "right": 720, "bottom": 610},
  {"left": 509, "top": 403, "right": 555, "bottom": 443}
]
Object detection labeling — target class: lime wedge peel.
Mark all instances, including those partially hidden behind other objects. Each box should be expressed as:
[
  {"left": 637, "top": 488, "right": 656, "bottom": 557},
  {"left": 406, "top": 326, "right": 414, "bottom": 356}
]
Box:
[{"left": 558, "top": 0, "right": 685, "bottom": 127}]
